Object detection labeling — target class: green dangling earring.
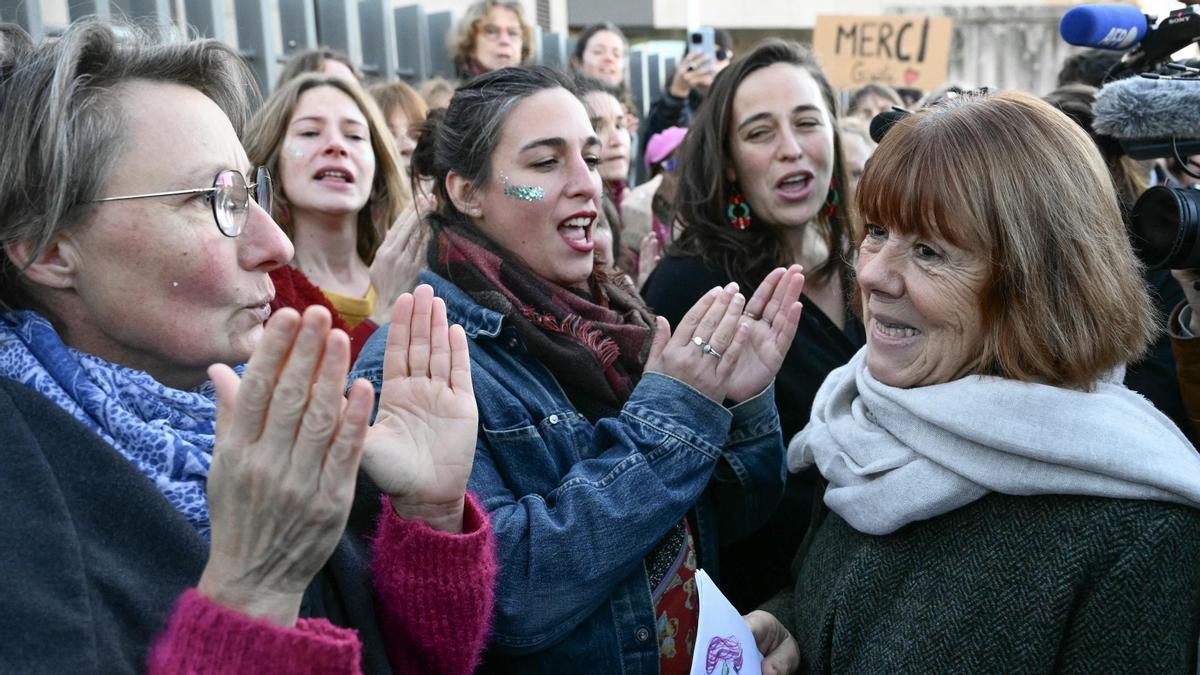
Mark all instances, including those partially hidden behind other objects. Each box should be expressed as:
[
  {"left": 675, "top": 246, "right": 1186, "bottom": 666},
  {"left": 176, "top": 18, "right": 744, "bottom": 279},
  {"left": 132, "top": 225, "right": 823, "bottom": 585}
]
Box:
[
  {"left": 821, "top": 180, "right": 841, "bottom": 218},
  {"left": 727, "top": 192, "right": 752, "bottom": 230}
]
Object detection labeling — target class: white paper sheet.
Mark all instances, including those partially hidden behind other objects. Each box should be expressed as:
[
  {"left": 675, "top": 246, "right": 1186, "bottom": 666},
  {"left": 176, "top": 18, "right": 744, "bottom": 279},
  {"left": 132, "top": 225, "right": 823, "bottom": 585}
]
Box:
[{"left": 688, "top": 569, "right": 763, "bottom": 675}]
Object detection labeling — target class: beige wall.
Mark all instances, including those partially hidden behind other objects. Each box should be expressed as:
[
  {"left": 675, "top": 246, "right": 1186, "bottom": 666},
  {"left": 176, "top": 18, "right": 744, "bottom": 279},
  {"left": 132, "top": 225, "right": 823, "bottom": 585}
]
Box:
[{"left": 652, "top": 0, "right": 1071, "bottom": 29}]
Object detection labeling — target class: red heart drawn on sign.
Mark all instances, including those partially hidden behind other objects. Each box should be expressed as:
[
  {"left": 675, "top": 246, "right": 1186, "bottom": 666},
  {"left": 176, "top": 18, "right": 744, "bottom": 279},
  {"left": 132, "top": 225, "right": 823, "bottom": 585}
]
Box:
[{"left": 903, "top": 68, "right": 919, "bottom": 85}]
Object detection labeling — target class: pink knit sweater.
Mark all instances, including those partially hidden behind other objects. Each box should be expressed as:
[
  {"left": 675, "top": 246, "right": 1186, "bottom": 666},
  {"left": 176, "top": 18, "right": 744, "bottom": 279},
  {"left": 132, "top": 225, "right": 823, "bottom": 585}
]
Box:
[{"left": 147, "top": 493, "right": 496, "bottom": 674}]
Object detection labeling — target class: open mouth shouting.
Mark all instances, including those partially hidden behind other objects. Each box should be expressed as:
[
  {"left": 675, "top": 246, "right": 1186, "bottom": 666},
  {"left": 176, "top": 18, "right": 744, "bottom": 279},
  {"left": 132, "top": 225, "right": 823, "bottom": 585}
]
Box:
[
  {"left": 313, "top": 166, "right": 356, "bottom": 185},
  {"left": 775, "top": 170, "right": 814, "bottom": 202},
  {"left": 558, "top": 210, "right": 597, "bottom": 253}
]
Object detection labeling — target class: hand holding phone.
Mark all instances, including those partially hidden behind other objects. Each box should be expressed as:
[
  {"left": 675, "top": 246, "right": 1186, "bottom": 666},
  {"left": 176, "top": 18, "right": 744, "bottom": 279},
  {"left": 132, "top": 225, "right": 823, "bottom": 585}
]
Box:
[{"left": 688, "top": 26, "right": 716, "bottom": 62}]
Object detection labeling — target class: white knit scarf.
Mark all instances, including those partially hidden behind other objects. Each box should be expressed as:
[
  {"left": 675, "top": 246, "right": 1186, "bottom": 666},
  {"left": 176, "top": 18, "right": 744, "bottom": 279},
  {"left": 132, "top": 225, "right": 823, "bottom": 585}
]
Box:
[{"left": 788, "top": 348, "right": 1200, "bottom": 535}]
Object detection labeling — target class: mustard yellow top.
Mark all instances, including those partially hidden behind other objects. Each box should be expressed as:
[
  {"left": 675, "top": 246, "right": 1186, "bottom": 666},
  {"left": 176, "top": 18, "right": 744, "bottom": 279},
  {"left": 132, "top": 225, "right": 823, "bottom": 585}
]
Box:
[{"left": 321, "top": 284, "right": 377, "bottom": 329}]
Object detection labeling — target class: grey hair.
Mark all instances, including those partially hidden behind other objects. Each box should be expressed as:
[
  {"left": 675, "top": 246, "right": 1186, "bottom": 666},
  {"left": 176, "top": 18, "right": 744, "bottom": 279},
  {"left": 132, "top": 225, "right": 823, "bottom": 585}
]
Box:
[
  {"left": 413, "top": 65, "right": 579, "bottom": 214},
  {"left": 0, "top": 19, "right": 256, "bottom": 310}
]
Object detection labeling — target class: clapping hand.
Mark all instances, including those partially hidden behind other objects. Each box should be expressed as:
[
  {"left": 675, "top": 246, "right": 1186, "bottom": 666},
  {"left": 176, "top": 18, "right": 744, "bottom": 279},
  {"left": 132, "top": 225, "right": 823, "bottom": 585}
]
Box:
[
  {"left": 359, "top": 284, "right": 478, "bottom": 534},
  {"left": 723, "top": 265, "right": 805, "bottom": 402},
  {"left": 369, "top": 196, "right": 435, "bottom": 326},
  {"left": 645, "top": 282, "right": 751, "bottom": 403},
  {"left": 201, "top": 306, "right": 375, "bottom": 626}
]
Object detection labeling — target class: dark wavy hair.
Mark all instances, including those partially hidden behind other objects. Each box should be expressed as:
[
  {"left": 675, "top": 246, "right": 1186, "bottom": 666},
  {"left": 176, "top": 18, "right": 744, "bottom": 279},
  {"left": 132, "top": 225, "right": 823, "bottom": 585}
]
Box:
[{"left": 670, "top": 39, "right": 852, "bottom": 293}]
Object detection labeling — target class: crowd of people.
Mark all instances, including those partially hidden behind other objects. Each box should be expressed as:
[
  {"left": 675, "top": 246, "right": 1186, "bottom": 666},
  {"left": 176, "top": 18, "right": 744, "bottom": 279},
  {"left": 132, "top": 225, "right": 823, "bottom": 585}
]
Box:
[{"left": 2, "top": 2, "right": 1199, "bottom": 673}]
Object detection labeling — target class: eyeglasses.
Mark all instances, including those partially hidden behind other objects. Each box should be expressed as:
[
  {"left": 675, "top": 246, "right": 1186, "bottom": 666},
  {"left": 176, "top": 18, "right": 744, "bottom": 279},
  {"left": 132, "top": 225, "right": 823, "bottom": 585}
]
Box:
[
  {"left": 480, "top": 24, "right": 522, "bottom": 41},
  {"left": 91, "top": 167, "right": 271, "bottom": 238}
]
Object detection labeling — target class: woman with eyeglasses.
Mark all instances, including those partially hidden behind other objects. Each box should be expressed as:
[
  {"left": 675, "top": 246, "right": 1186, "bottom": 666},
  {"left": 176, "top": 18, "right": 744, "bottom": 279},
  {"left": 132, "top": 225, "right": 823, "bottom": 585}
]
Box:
[
  {"left": 641, "top": 41, "right": 866, "bottom": 613},
  {"left": 452, "top": 0, "right": 533, "bottom": 79},
  {"left": 350, "top": 65, "right": 801, "bottom": 674},
  {"left": 245, "top": 74, "right": 414, "bottom": 363},
  {"left": 0, "top": 21, "right": 493, "bottom": 673}
]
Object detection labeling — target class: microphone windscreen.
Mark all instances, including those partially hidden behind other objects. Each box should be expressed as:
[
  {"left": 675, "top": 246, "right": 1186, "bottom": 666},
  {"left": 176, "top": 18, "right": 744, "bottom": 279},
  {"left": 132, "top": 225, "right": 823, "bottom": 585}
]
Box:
[
  {"left": 1094, "top": 76, "right": 1200, "bottom": 138},
  {"left": 869, "top": 109, "right": 910, "bottom": 144},
  {"left": 1059, "top": 4, "right": 1147, "bottom": 49}
]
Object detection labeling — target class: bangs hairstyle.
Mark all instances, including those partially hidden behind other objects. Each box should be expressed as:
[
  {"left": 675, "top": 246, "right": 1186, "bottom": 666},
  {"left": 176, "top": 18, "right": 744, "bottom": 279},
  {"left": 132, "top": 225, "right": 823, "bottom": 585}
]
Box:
[
  {"left": 452, "top": 0, "right": 534, "bottom": 73},
  {"left": 671, "top": 39, "right": 852, "bottom": 293},
  {"left": 856, "top": 91, "right": 1155, "bottom": 389},
  {"left": 244, "top": 73, "right": 410, "bottom": 264}
]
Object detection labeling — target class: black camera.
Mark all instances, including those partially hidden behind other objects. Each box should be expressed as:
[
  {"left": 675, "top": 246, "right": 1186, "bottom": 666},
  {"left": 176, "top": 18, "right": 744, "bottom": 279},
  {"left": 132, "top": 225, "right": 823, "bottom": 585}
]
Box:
[
  {"left": 1077, "top": 4, "right": 1200, "bottom": 269},
  {"left": 1130, "top": 185, "right": 1200, "bottom": 269}
]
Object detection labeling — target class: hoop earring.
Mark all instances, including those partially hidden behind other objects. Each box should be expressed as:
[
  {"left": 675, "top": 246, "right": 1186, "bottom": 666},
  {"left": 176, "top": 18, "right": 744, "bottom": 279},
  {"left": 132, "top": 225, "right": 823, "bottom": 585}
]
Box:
[{"left": 727, "top": 192, "right": 752, "bottom": 230}]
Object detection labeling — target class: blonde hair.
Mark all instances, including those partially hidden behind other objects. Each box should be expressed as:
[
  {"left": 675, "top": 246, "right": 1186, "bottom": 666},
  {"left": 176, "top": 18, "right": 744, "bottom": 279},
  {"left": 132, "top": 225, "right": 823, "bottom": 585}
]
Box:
[
  {"left": 368, "top": 79, "right": 429, "bottom": 132},
  {"left": 244, "top": 74, "right": 410, "bottom": 264},
  {"left": 451, "top": 0, "right": 533, "bottom": 74},
  {"left": 855, "top": 91, "right": 1155, "bottom": 389},
  {"left": 417, "top": 76, "right": 456, "bottom": 110}
]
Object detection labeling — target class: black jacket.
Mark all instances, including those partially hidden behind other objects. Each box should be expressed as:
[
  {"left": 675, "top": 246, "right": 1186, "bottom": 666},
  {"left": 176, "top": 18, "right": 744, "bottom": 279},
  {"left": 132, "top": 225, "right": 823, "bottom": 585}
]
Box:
[
  {"left": 0, "top": 379, "right": 392, "bottom": 674},
  {"left": 641, "top": 255, "right": 865, "bottom": 611}
]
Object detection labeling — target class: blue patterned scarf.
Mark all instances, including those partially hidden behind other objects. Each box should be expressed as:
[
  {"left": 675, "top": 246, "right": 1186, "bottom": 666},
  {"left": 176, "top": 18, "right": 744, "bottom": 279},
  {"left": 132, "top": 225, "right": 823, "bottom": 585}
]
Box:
[{"left": 0, "top": 310, "right": 220, "bottom": 540}]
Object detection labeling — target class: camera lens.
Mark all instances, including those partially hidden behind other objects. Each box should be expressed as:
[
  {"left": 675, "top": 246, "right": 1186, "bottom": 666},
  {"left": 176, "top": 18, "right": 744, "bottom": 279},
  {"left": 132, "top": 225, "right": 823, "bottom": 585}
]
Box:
[
  {"left": 1129, "top": 185, "right": 1200, "bottom": 270},
  {"left": 691, "top": 33, "right": 702, "bottom": 44}
]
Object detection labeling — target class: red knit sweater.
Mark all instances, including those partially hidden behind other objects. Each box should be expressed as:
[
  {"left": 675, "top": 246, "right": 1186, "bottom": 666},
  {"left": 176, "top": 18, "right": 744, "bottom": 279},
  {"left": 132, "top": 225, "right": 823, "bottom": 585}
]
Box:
[
  {"left": 270, "top": 265, "right": 379, "bottom": 363},
  {"left": 147, "top": 493, "right": 496, "bottom": 674}
]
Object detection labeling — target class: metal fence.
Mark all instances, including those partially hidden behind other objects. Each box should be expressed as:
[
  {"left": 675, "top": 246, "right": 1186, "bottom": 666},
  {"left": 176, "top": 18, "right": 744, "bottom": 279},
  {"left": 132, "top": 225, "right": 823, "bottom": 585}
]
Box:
[
  {"left": 3, "top": 0, "right": 690, "bottom": 122},
  {"left": 2, "top": 0, "right": 683, "bottom": 118}
]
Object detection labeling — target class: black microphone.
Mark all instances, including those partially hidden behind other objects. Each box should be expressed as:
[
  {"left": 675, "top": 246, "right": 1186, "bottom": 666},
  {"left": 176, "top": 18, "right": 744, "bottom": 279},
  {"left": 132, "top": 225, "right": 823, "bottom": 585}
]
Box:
[{"left": 1093, "top": 75, "right": 1200, "bottom": 160}]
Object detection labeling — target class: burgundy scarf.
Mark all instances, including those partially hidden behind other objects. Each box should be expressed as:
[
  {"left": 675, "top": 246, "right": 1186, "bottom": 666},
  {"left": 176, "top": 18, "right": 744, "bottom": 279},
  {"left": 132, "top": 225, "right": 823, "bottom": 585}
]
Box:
[{"left": 428, "top": 213, "right": 655, "bottom": 420}]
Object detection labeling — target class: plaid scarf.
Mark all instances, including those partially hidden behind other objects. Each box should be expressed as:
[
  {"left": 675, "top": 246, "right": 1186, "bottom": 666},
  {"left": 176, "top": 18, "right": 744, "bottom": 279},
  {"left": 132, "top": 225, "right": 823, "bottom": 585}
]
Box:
[{"left": 428, "top": 212, "right": 655, "bottom": 420}]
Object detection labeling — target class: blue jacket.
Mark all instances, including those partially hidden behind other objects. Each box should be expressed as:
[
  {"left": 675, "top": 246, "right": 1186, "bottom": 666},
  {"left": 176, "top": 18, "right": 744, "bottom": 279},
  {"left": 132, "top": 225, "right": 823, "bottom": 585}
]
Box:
[{"left": 350, "top": 270, "right": 785, "bottom": 674}]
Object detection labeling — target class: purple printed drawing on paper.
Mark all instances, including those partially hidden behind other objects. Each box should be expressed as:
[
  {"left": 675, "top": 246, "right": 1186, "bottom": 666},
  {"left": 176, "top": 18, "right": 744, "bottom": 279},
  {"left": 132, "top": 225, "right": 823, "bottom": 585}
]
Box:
[{"left": 705, "top": 635, "right": 744, "bottom": 674}]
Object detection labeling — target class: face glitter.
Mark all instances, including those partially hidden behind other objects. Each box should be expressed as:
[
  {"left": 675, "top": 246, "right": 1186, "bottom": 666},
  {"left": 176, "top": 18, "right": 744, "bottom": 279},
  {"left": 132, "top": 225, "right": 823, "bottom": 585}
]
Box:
[
  {"left": 500, "top": 173, "right": 544, "bottom": 202},
  {"left": 283, "top": 143, "right": 306, "bottom": 159}
]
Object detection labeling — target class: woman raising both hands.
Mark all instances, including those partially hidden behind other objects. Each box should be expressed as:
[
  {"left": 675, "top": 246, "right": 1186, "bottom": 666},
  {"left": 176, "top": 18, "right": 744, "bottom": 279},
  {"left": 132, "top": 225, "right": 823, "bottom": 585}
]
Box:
[
  {"left": 0, "top": 21, "right": 492, "bottom": 674},
  {"left": 351, "top": 65, "right": 802, "bottom": 674}
]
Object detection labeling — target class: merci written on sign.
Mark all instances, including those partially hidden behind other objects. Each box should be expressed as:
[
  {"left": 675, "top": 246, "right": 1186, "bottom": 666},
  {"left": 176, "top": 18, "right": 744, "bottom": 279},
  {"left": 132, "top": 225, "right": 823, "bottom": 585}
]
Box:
[{"left": 813, "top": 15, "right": 954, "bottom": 92}]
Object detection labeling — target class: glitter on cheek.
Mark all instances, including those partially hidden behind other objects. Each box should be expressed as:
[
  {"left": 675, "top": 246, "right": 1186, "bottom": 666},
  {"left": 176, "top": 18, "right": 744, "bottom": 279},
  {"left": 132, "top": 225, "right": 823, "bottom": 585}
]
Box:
[
  {"left": 500, "top": 172, "right": 545, "bottom": 202},
  {"left": 283, "top": 143, "right": 306, "bottom": 159},
  {"left": 504, "top": 184, "right": 545, "bottom": 201}
]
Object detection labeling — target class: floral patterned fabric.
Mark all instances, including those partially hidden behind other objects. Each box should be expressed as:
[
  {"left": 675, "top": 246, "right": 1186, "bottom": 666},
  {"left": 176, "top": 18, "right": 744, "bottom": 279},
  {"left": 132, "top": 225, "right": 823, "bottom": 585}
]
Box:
[
  {"left": 0, "top": 310, "right": 219, "bottom": 539},
  {"left": 649, "top": 520, "right": 699, "bottom": 674}
]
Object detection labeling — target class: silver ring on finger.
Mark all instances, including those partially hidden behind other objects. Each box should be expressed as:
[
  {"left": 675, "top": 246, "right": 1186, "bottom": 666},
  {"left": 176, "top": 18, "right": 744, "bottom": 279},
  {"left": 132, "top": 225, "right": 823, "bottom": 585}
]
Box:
[
  {"left": 742, "top": 310, "right": 762, "bottom": 321},
  {"left": 701, "top": 343, "right": 722, "bottom": 360}
]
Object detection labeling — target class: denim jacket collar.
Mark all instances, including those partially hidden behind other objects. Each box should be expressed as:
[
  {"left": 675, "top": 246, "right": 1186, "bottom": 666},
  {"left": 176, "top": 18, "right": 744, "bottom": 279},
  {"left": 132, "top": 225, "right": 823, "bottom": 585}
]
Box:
[{"left": 419, "top": 269, "right": 504, "bottom": 340}]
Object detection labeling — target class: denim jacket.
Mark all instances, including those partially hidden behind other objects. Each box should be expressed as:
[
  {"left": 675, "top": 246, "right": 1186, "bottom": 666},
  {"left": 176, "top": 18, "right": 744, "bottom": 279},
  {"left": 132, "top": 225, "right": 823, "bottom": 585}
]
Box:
[{"left": 350, "top": 270, "right": 785, "bottom": 674}]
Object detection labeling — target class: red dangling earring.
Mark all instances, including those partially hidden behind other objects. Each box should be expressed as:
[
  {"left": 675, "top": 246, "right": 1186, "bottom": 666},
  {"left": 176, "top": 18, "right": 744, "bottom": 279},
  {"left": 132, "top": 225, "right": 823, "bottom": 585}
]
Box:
[
  {"left": 821, "top": 180, "right": 840, "bottom": 219},
  {"left": 727, "top": 193, "right": 752, "bottom": 230}
]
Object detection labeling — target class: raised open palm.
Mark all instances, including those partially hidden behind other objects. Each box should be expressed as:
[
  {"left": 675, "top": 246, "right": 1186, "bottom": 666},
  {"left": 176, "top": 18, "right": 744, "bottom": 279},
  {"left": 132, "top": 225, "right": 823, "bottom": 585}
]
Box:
[
  {"left": 359, "top": 284, "right": 478, "bottom": 532},
  {"left": 724, "top": 265, "right": 806, "bottom": 402}
]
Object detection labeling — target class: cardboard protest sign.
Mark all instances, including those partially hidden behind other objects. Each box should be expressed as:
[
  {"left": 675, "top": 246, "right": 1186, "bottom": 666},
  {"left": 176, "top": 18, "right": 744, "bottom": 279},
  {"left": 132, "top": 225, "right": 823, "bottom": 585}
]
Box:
[{"left": 813, "top": 15, "right": 954, "bottom": 91}]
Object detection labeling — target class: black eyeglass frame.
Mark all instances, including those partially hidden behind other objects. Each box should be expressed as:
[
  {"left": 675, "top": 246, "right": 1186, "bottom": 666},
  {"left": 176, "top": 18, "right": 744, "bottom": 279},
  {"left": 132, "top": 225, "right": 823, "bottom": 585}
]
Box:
[{"left": 91, "top": 166, "right": 271, "bottom": 238}]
